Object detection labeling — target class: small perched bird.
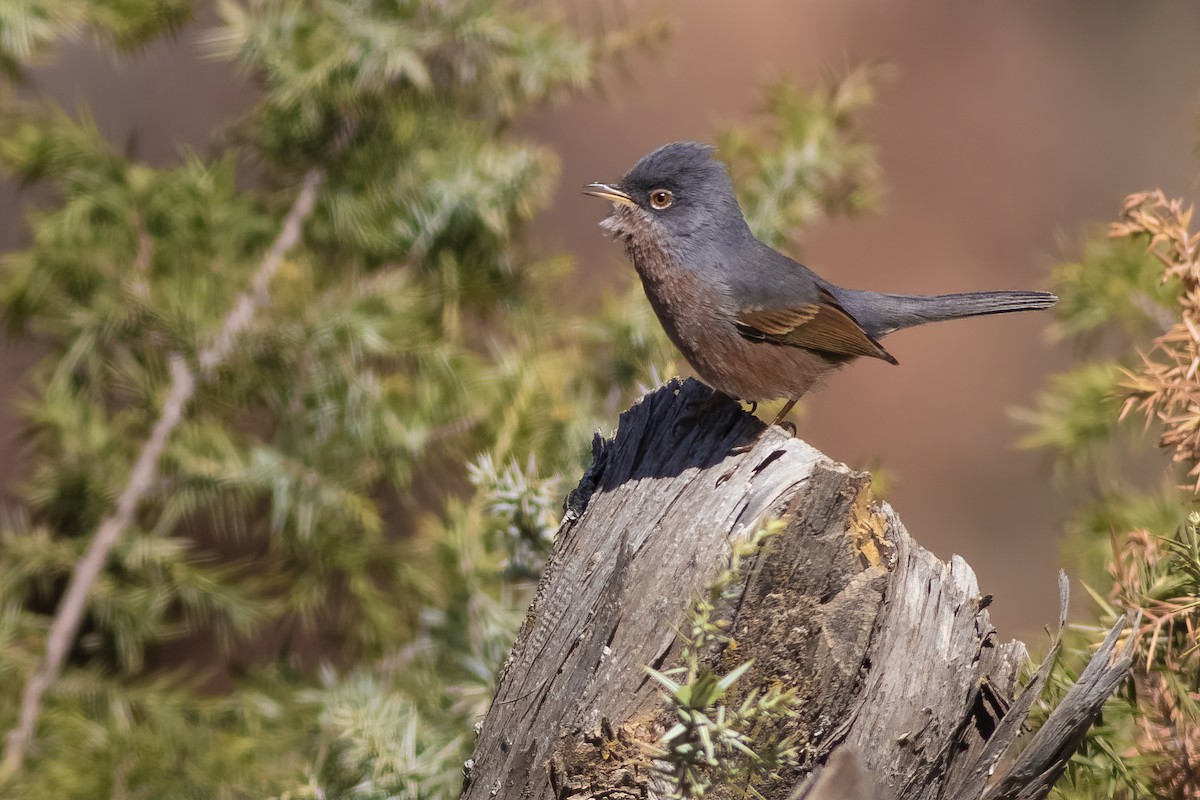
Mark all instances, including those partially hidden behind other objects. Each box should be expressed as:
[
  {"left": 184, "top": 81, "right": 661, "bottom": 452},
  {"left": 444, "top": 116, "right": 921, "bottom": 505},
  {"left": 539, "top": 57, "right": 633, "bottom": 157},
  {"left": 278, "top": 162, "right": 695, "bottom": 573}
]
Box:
[{"left": 584, "top": 141, "right": 1057, "bottom": 430}]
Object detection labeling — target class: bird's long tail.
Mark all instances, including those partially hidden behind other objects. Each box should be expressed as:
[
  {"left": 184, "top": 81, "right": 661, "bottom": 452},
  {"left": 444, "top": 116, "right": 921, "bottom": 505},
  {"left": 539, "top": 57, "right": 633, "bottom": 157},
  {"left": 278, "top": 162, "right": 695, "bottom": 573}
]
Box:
[{"left": 835, "top": 289, "right": 1058, "bottom": 338}]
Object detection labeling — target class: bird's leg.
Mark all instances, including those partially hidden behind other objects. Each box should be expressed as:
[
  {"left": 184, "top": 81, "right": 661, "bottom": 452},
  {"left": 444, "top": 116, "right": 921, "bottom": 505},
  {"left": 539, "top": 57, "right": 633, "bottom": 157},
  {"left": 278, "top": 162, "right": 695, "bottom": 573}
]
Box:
[
  {"left": 769, "top": 399, "right": 797, "bottom": 435},
  {"left": 732, "top": 399, "right": 797, "bottom": 454}
]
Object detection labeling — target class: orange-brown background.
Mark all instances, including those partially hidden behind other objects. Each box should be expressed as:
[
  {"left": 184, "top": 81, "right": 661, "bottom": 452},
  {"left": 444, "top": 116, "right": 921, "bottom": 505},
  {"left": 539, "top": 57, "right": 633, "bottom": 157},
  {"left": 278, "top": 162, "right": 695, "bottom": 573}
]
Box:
[{"left": 3, "top": 1, "right": 1200, "bottom": 639}]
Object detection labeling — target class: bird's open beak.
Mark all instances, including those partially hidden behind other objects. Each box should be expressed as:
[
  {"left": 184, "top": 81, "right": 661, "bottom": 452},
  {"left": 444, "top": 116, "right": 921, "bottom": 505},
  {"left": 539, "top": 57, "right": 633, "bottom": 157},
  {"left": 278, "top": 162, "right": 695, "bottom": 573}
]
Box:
[{"left": 582, "top": 183, "right": 635, "bottom": 207}]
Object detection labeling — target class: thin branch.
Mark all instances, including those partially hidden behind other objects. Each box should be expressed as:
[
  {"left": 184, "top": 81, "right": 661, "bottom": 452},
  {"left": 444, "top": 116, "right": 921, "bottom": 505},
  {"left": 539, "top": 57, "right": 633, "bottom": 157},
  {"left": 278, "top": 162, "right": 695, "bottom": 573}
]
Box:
[
  {"left": 199, "top": 168, "right": 324, "bottom": 374},
  {"left": 0, "top": 165, "right": 327, "bottom": 779}
]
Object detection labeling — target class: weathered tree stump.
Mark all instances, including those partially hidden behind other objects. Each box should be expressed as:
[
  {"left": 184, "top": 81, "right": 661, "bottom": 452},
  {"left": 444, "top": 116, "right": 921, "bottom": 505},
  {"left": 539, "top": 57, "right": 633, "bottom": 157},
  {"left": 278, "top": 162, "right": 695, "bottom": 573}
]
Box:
[{"left": 462, "top": 379, "right": 1134, "bottom": 800}]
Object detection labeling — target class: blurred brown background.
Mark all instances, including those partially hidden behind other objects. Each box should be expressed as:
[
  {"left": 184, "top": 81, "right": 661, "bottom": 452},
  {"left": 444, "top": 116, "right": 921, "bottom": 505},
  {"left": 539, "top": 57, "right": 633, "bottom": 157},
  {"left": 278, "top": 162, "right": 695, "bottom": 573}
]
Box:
[{"left": 4, "top": 0, "right": 1200, "bottom": 639}]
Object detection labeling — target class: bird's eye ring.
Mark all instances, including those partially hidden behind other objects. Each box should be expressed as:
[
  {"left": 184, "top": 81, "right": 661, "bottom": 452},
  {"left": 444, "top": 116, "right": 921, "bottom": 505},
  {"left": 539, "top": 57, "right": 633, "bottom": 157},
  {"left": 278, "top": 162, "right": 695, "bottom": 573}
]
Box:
[{"left": 649, "top": 189, "right": 673, "bottom": 210}]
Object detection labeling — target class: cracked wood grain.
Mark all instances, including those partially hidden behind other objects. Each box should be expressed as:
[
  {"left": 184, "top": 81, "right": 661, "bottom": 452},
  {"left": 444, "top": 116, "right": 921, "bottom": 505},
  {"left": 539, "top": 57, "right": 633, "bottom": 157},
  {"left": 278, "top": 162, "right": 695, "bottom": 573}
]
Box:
[{"left": 461, "top": 379, "right": 1133, "bottom": 800}]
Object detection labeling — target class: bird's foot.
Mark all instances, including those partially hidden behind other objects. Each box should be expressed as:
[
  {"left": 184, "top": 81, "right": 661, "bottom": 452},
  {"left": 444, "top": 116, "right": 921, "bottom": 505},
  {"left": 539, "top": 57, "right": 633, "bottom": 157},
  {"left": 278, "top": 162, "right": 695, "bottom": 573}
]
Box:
[
  {"left": 768, "top": 399, "right": 798, "bottom": 432},
  {"left": 731, "top": 398, "right": 797, "bottom": 454}
]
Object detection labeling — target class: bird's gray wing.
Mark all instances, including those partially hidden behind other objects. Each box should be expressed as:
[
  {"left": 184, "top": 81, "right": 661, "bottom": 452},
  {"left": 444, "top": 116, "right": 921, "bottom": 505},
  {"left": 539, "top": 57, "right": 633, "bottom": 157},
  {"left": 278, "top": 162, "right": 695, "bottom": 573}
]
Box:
[{"left": 734, "top": 285, "right": 898, "bottom": 364}]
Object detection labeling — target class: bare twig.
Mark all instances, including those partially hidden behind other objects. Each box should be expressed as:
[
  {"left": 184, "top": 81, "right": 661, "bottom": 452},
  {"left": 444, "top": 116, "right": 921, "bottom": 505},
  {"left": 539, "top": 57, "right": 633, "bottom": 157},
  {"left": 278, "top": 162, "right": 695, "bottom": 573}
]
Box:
[
  {"left": 199, "top": 169, "right": 324, "bottom": 374},
  {"left": 0, "top": 166, "right": 327, "bottom": 778},
  {"left": 130, "top": 212, "right": 153, "bottom": 300}
]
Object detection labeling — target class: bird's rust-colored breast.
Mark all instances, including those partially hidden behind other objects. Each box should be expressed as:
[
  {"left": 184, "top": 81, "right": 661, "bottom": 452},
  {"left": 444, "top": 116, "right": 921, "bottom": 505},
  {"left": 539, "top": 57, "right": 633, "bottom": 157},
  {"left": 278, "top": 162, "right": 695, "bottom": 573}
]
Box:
[{"left": 626, "top": 238, "right": 845, "bottom": 402}]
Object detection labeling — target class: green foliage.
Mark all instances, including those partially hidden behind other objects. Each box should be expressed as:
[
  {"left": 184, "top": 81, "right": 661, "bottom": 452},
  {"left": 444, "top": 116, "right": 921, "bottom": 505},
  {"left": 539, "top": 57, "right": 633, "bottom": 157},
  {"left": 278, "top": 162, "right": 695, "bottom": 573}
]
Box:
[
  {"left": 720, "top": 63, "right": 884, "bottom": 249},
  {"left": 1015, "top": 362, "right": 1128, "bottom": 467},
  {"left": 1061, "top": 485, "right": 1189, "bottom": 584},
  {"left": 1020, "top": 221, "right": 1195, "bottom": 583},
  {"left": 284, "top": 670, "right": 465, "bottom": 800},
  {"left": 1048, "top": 235, "right": 1179, "bottom": 340},
  {"left": 0, "top": 0, "right": 190, "bottom": 74},
  {"left": 1019, "top": 234, "right": 1169, "bottom": 471},
  {"left": 648, "top": 521, "right": 799, "bottom": 798},
  {"left": 468, "top": 454, "right": 559, "bottom": 577},
  {"left": 0, "top": 1, "right": 885, "bottom": 796},
  {"left": 1040, "top": 670, "right": 1157, "bottom": 800},
  {"left": 0, "top": 1, "right": 82, "bottom": 76}
]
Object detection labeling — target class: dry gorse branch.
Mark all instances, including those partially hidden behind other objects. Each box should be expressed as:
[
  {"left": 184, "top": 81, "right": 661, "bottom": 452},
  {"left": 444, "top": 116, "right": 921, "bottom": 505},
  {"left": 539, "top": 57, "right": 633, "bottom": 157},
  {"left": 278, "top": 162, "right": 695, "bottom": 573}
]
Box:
[
  {"left": 1096, "top": 191, "right": 1200, "bottom": 798},
  {"left": 1112, "top": 190, "right": 1200, "bottom": 489},
  {"left": 1107, "top": 527, "right": 1200, "bottom": 799}
]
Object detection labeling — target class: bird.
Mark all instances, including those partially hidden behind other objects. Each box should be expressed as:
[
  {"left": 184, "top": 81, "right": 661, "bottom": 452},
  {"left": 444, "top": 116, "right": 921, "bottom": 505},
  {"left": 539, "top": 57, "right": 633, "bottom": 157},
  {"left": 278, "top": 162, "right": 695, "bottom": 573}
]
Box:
[{"left": 583, "top": 141, "right": 1057, "bottom": 434}]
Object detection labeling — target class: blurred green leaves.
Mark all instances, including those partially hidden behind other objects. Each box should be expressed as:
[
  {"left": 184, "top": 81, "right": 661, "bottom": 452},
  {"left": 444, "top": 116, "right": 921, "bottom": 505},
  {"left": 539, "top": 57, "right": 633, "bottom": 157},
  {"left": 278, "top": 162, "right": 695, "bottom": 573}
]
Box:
[
  {"left": 1015, "top": 363, "right": 1127, "bottom": 467},
  {"left": 721, "top": 62, "right": 884, "bottom": 250},
  {"left": 0, "top": 0, "right": 190, "bottom": 75},
  {"left": 0, "top": 2, "right": 887, "bottom": 796},
  {"left": 1048, "top": 236, "right": 1179, "bottom": 340}
]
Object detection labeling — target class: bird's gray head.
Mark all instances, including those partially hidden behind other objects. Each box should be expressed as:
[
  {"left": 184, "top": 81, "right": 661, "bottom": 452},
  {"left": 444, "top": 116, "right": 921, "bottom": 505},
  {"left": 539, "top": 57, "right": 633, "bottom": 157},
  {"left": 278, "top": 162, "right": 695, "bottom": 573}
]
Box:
[{"left": 584, "top": 142, "right": 751, "bottom": 250}]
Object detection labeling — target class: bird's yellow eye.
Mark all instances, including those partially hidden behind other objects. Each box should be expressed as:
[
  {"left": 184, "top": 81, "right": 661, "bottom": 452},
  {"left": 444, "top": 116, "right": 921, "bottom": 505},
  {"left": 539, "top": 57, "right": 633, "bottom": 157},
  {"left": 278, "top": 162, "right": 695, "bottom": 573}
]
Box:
[{"left": 649, "top": 189, "right": 673, "bottom": 210}]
